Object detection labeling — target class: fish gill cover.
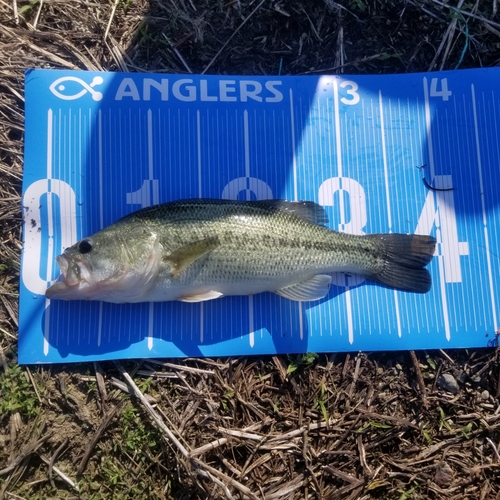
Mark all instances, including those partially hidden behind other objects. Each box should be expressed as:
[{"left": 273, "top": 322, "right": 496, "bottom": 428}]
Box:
[{"left": 20, "top": 68, "right": 500, "bottom": 363}]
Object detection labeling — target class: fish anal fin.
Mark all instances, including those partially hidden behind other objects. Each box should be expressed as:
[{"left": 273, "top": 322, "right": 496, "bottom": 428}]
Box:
[
  {"left": 164, "top": 237, "right": 219, "bottom": 277},
  {"left": 177, "top": 290, "right": 224, "bottom": 303},
  {"left": 274, "top": 274, "right": 332, "bottom": 302}
]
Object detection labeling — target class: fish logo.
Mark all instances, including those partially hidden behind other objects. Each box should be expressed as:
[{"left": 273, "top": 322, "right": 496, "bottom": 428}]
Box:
[{"left": 49, "top": 76, "right": 104, "bottom": 101}]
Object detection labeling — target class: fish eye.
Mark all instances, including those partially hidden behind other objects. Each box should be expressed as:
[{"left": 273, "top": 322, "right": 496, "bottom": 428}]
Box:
[{"left": 78, "top": 239, "right": 93, "bottom": 254}]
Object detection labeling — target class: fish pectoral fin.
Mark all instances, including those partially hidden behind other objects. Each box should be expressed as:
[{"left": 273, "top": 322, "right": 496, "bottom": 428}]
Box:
[
  {"left": 163, "top": 237, "right": 219, "bottom": 277},
  {"left": 274, "top": 274, "right": 332, "bottom": 302},
  {"left": 177, "top": 290, "right": 224, "bottom": 303}
]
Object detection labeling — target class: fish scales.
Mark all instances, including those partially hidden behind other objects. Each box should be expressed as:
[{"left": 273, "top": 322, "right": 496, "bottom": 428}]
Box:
[
  {"left": 131, "top": 202, "right": 381, "bottom": 285},
  {"left": 46, "top": 199, "right": 437, "bottom": 303}
]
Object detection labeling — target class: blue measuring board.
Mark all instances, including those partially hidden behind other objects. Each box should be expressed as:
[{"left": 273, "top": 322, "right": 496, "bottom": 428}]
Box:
[{"left": 20, "top": 68, "right": 500, "bottom": 364}]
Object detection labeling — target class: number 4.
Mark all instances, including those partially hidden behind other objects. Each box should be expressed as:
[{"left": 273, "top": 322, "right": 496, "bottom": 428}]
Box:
[{"left": 430, "top": 78, "right": 452, "bottom": 101}]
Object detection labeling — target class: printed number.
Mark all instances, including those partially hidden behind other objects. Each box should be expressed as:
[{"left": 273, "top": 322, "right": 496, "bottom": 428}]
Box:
[
  {"left": 430, "top": 78, "right": 452, "bottom": 101},
  {"left": 339, "top": 81, "right": 360, "bottom": 106},
  {"left": 126, "top": 179, "right": 159, "bottom": 208},
  {"left": 318, "top": 177, "right": 367, "bottom": 287},
  {"left": 318, "top": 177, "right": 367, "bottom": 235},
  {"left": 22, "top": 179, "right": 77, "bottom": 295},
  {"left": 415, "top": 175, "right": 468, "bottom": 283},
  {"left": 222, "top": 177, "right": 273, "bottom": 201}
]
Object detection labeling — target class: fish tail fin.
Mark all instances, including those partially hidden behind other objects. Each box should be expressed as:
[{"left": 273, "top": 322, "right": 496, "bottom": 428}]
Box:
[{"left": 367, "top": 234, "right": 436, "bottom": 294}]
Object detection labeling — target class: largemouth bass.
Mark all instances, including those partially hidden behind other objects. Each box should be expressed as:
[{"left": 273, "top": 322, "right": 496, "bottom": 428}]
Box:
[{"left": 45, "top": 199, "right": 436, "bottom": 303}]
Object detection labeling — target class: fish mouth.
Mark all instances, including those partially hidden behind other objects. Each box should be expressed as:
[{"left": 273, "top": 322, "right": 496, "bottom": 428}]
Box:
[
  {"left": 55, "top": 254, "right": 69, "bottom": 279},
  {"left": 45, "top": 254, "right": 90, "bottom": 299}
]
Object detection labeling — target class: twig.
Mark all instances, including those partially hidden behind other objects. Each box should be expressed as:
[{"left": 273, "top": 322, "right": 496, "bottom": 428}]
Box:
[
  {"left": 334, "top": 8, "right": 344, "bottom": 72},
  {"left": 430, "top": 0, "right": 500, "bottom": 29},
  {"left": 222, "top": 457, "right": 242, "bottom": 477},
  {"left": 77, "top": 402, "right": 124, "bottom": 475},
  {"left": 303, "top": 429, "right": 322, "bottom": 499},
  {"left": 184, "top": 357, "right": 229, "bottom": 369},
  {"left": 496, "top": 363, "right": 500, "bottom": 400},
  {"left": 218, "top": 428, "right": 263, "bottom": 441},
  {"left": 12, "top": 0, "right": 18, "bottom": 24},
  {"left": 0, "top": 327, "right": 16, "bottom": 340},
  {"left": 136, "top": 369, "right": 179, "bottom": 379},
  {"left": 39, "top": 452, "right": 79, "bottom": 492},
  {"left": 32, "top": 0, "right": 44, "bottom": 31},
  {"left": 264, "top": 473, "right": 307, "bottom": 499},
  {"left": 219, "top": 419, "right": 338, "bottom": 445},
  {"left": 0, "top": 435, "right": 51, "bottom": 476},
  {"left": 9, "top": 413, "right": 20, "bottom": 462},
  {"left": 356, "top": 408, "right": 419, "bottom": 429},
  {"left": 25, "top": 367, "right": 42, "bottom": 405},
  {"left": 357, "top": 435, "right": 373, "bottom": 476},
  {"left": 105, "top": 36, "right": 131, "bottom": 72},
  {"left": 410, "top": 350, "right": 429, "bottom": 409},
  {"left": 104, "top": 0, "right": 120, "bottom": 41},
  {"left": 189, "top": 438, "right": 228, "bottom": 457},
  {"left": 484, "top": 21, "right": 500, "bottom": 37},
  {"left": 83, "top": 44, "right": 105, "bottom": 71},
  {"left": 47, "top": 439, "right": 68, "bottom": 489},
  {"left": 485, "top": 437, "right": 500, "bottom": 462},
  {"left": 0, "top": 294, "right": 17, "bottom": 327},
  {"left": 0, "top": 25, "right": 93, "bottom": 70},
  {"left": 191, "top": 457, "right": 260, "bottom": 500},
  {"left": 428, "top": 0, "right": 466, "bottom": 71},
  {"left": 439, "top": 349, "right": 455, "bottom": 364},
  {"left": 148, "top": 359, "right": 214, "bottom": 375},
  {"left": 301, "top": 7, "right": 322, "bottom": 41},
  {"left": 94, "top": 362, "right": 108, "bottom": 411},
  {"left": 322, "top": 465, "right": 363, "bottom": 484},
  {"left": 304, "top": 53, "right": 390, "bottom": 74},
  {"left": 109, "top": 377, "right": 157, "bottom": 401},
  {"left": 202, "top": 0, "right": 267, "bottom": 74},
  {"left": 347, "top": 353, "right": 362, "bottom": 401},
  {"left": 195, "top": 467, "right": 235, "bottom": 500},
  {"left": 272, "top": 355, "right": 288, "bottom": 383},
  {"left": 162, "top": 34, "right": 193, "bottom": 74},
  {"left": 115, "top": 361, "right": 190, "bottom": 457}
]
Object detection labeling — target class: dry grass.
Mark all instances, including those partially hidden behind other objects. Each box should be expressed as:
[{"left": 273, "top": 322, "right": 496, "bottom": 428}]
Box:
[{"left": 1, "top": 0, "right": 500, "bottom": 498}]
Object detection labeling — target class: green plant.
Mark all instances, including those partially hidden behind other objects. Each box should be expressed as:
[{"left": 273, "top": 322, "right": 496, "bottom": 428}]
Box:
[
  {"left": 421, "top": 422, "right": 432, "bottom": 444},
  {"left": 356, "top": 421, "right": 392, "bottom": 433},
  {"left": 312, "top": 381, "right": 329, "bottom": 421},
  {"left": 221, "top": 389, "right": 235, "bottom": 412},
  {"left": 0, "top": 365, "right": 39, "bottom": 420},
  {"left": 349, "top": 0, "right": 367, "bottom": 12},
  {"left": 398, "top": 483, "right": 419, "bottom": 500},
  {"left": 119, "top": 403, "right": 160, "bottom": 455},
  {"left": 461, "top": 422, "right": 473, "bottom": 438},
  {"left": 286, "top": 352, "right": 319, "bottom": 374},
  {"left": 437, "top": 406, "right": 453, "bottom": 432},
  {"left": 18, "top": 0, "right": 40, "bottom": 17}
]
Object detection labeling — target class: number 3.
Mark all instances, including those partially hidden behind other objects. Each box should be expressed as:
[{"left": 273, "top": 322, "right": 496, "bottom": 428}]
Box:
[{"left": 339, "top": 80, "right": 360, "bottom": 106}]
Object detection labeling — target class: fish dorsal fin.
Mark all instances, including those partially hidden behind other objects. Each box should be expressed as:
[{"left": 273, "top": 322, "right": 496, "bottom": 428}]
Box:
[
  {"left": 255, "top": 200, "right": 328, "bottom": 226},
  {"left": 177, "top": 290, "right": 224, "bottom": 302},
  {"left": 163, "top": 237, "right": 219, "bottom": 277},
  {"left": 274, "top": 274, "right": 332, "bottom": 302}
]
